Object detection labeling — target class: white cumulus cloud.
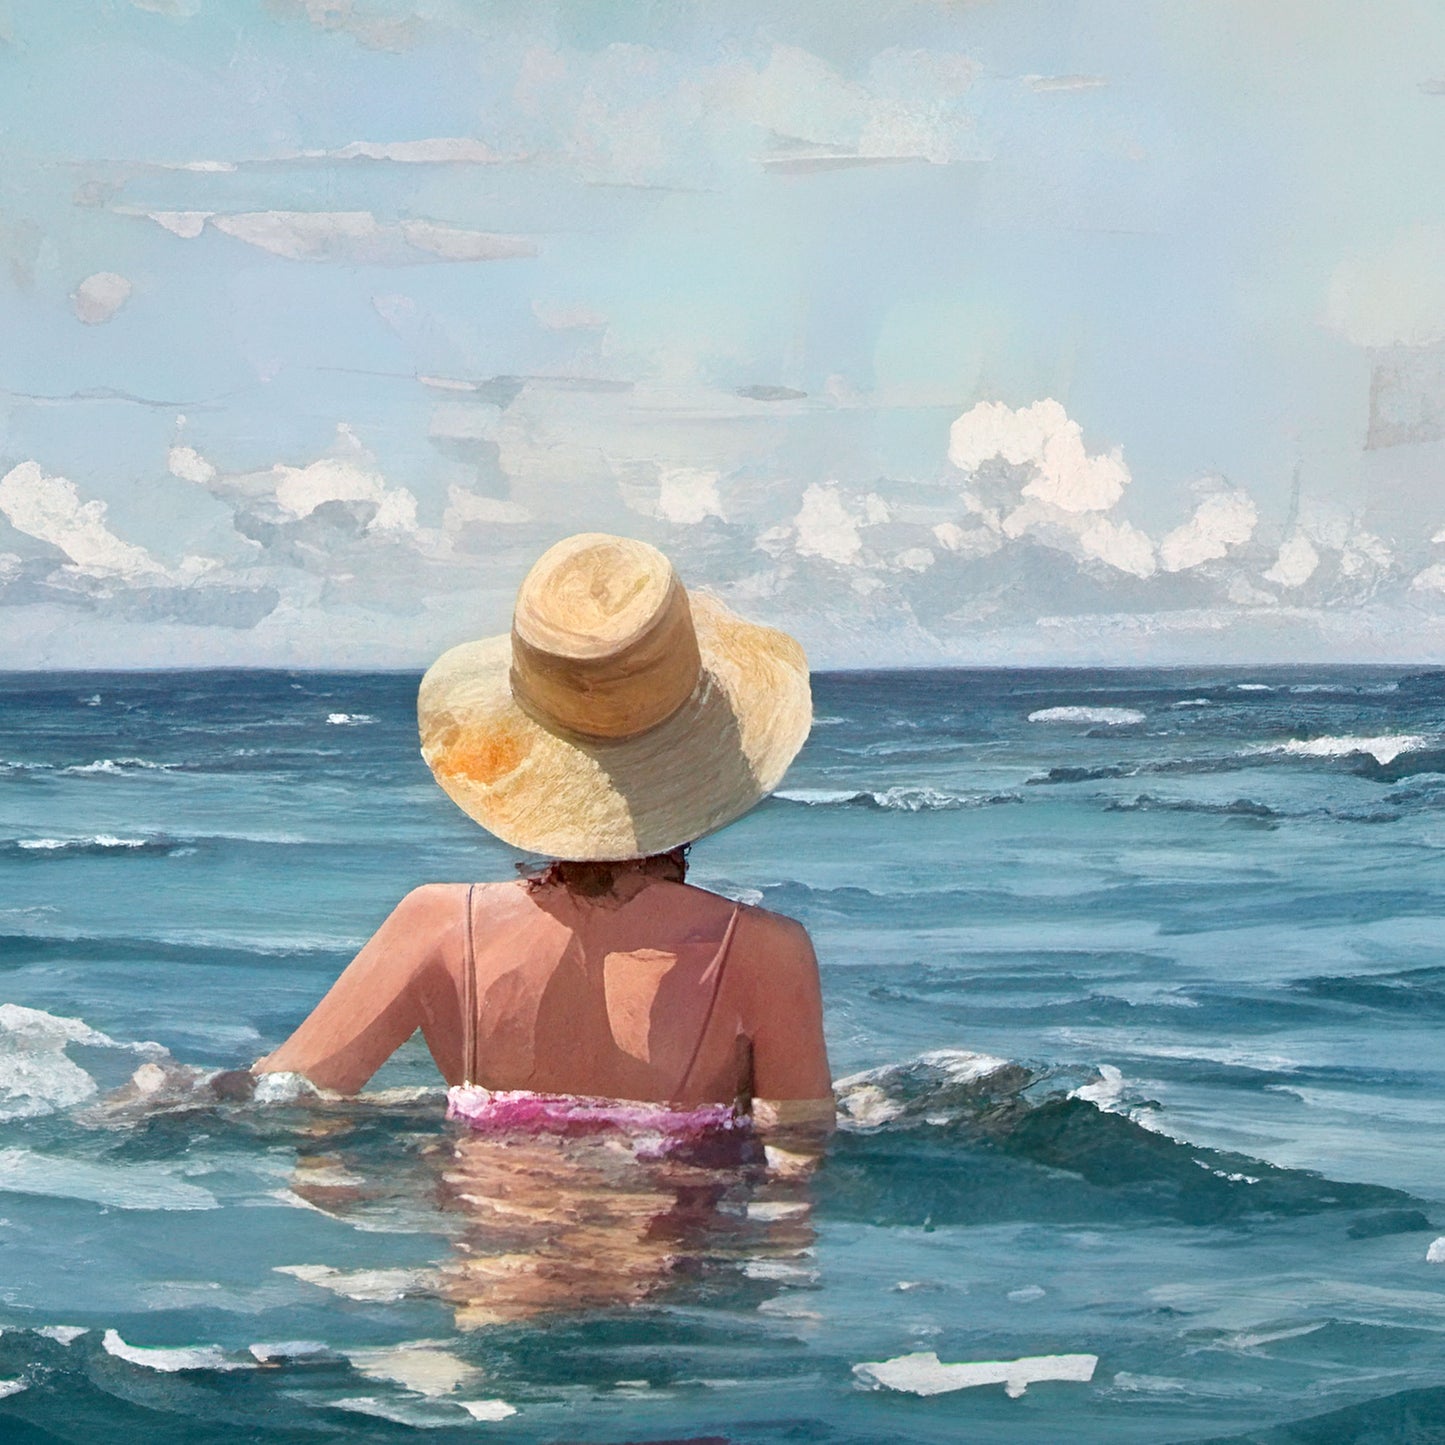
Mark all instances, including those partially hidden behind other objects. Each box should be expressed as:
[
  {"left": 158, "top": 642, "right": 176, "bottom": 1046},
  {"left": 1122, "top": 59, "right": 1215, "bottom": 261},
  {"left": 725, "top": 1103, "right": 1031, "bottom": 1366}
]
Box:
[
  {"left": 1158, "top": 489, "right": 1258, "bottom": 572},
  {"left": 949, "top": 399, "right": 1130, "bottom": 513},
  {"left": 0, "top": 463, "right": 168, "bottom": 581},
  {"left": 783, "top": 483, "right": 889, "bottom": 565}
]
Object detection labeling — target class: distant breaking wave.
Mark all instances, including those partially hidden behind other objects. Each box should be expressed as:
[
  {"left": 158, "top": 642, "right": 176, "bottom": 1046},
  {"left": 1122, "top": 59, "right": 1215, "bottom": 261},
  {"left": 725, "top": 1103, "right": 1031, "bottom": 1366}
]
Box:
[
  {"left": 1028, "top": 706, "right": 1146, "bottom": 726},
  {"left": 1262, "top": 734, "right": 1429, "bottom": 766},
  {"left": 2, "top": 835, "right": 181, "bottom": 858},
  {"left": 773, "top": 787, "right": 1022, "bottom": 812}
]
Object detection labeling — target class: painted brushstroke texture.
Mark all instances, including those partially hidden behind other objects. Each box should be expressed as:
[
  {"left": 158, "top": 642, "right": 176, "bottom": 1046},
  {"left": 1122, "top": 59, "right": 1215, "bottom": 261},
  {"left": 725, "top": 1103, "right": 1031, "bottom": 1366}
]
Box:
[{"left": 2, "top": 1, "right": 1444, "bottom": 665}]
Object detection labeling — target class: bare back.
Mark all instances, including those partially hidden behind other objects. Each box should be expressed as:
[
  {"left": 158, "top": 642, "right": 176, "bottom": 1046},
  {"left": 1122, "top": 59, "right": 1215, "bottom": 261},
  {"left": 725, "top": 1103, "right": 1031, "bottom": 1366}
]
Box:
[{"left": 257, "top": 877, "right": 832, "bottom": 1112}]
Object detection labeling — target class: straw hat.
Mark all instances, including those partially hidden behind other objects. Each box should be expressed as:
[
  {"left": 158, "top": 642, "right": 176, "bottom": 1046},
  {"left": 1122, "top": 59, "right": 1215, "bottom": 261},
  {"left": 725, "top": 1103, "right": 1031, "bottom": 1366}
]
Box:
[{"left": 418, "top": 533, "right": 812, "bottom": 860}]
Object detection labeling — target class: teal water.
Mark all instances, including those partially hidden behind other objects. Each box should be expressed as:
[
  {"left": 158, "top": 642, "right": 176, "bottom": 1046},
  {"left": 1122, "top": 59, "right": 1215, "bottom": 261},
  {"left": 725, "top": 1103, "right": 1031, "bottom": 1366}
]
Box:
[{"left": 2, "top": 667, "right": 1444, "bottom": 1443}]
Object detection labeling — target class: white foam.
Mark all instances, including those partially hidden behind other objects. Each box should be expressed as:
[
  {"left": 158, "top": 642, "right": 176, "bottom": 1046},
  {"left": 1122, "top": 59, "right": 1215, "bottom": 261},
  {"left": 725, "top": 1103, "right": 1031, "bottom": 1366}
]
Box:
[
  {"left": 1171, "top": 698, "right": 1212, "bottom": 708},
  {"left": 1028, "top": 706, "right": 1145, "bottom": 726},
  {"left": 102, "top": 1329, "right": 240, "bottom": 1372},
  {"left": 1236, "top": 683, "right": 1273, "bottom": 691},
  {"left": 252, "top": 1071, "right": 326, "bottom": 1105},
  {"left": 0, "top": 1148, "right": 219, "bottom": 1210},
  {"left": 61, "top": 758, "right": 174, "bottom": 775},
  {"left": 833, "top": 1083, "right": 905, "bottom": 1128},
  {"left": 326, "top": 713, "right": 375, "bottom": 726},
  {"left": 459, "top": 1399, "right": 517, "bottom": 1420},
  {"left": 37, "top": 1325, "right": 87, "bottom": 1344},
  {"left": 1268, "top": 734, "right": 1429, "bottom": 765},
  {"left": 275, "top": 1263, "right": 429, "bottom": 1302},
  {"left": 918, "top": 1049, "right": 1013, "bottom": 1082},
  {"left": 854, "top": 1349, "right": 1097, "bottom": 1398},
  {"left": 1427, "top": 1237, "right": 1445, "bottom": 1263},
  {"left": 0, "top": 1004, "right": 164, "bottom": 1122},
  {"left": 15, "top": 835, "right": 151, "bottom": 851},
  {"left": 1069, "top": 1064, "right": 1126, "bottom": 1111},
  {"left": 0, "top": 1379, "right": 27, "bottom": 1399},
  {"left": 348, "top": 1341, "right": 480, "bottom": 1396}
]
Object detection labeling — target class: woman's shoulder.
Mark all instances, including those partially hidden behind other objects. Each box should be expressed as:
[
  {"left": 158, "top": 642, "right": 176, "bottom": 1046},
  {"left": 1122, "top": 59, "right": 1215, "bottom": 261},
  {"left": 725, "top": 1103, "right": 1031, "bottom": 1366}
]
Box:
[{"left": 665, "top": 882, "right": 813, "bottom": 950}]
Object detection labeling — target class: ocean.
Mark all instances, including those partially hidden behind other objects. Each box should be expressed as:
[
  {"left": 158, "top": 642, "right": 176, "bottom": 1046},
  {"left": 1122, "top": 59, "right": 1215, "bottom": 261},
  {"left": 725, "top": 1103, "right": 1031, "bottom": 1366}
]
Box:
[{"left": 2, "top": 665, "right": 1444, "bottom": 1444}]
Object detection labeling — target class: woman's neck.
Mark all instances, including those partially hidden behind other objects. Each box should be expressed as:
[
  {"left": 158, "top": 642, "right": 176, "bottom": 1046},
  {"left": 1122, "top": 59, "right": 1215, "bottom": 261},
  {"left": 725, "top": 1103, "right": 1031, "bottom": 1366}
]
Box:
[{"left": 527, "top": 847, "right": 688, "bottom": 900}]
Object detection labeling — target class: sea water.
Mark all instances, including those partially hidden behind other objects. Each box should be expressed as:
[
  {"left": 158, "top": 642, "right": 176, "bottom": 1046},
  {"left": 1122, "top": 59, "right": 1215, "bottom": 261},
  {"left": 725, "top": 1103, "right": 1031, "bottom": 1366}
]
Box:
[{"left": 1, "top": 666, "right": 1444, "bottom": 1443}]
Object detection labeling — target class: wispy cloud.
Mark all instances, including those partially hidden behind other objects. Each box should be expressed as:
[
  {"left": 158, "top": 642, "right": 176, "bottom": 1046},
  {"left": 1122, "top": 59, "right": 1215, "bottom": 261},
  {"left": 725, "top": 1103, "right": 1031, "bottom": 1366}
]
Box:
[{"left": 138, "top": 211, "right": 538, "bottom": 264}]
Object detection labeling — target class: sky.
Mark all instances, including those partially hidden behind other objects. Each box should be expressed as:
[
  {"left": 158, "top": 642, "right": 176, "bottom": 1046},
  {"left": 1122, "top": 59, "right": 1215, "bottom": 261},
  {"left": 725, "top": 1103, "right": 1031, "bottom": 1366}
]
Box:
[{"left": 2, "top": 0, "right": 1445, "bottom": 669}]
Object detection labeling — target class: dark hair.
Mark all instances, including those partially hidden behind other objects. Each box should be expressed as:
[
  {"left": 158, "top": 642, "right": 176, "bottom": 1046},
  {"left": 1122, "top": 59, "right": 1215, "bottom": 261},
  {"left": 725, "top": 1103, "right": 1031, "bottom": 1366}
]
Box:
[{"left": 519, "top": 845, "right": 689, "bottom": 898}]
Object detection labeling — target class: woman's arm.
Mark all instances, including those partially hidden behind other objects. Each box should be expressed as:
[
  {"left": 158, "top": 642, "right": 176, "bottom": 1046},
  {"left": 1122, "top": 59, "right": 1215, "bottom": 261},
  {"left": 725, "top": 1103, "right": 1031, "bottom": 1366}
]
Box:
[
  {"left": 255, "top": 885, "right": 456, "bottom": 1094},
  {"left": 745, "top": 914, "right": 835, "bottom": 1132}
]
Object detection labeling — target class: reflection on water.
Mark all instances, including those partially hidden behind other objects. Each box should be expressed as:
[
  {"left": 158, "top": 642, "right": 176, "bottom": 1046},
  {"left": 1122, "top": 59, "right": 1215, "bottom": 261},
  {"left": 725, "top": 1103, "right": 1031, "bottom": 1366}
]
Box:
[{"left": 284, "top": 1114, "right": 821, "bottom": 1330}]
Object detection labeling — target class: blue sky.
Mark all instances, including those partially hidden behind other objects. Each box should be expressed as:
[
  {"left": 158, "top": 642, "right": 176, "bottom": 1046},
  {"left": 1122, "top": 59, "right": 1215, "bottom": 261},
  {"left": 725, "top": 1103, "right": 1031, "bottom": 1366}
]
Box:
[{"left": 2, "top": 0, "right": 1444, "bottom": 667}]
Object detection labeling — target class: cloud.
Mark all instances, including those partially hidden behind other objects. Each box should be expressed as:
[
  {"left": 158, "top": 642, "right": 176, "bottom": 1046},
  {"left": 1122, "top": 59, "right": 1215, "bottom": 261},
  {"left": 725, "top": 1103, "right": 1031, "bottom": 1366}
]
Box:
[
  {"left": 1263, "top": 534, "right": 1320, "bottom": 588},
  {"left": 142, "top": 211, "right": 538, "bottom": 265},
  {"left": 1158, "top": 488, "right": 1258, "bottom": 571},
  {"left": 1024, "top": 75, "right": 1109, "bottom": 93},
  {"left": 71, "top": 272, "right": 132, "bottom": 325},
  {"left": 943, "top": 398, "right": 1161, "bottom": 578},
  {"left": 949, "top": 399, "right": 1130, "bottom": 513},
  {"left": 173, "top": 424, "right": 420, "bottom": 536},
  {"left": 1326, "top": 225, "right": 1445, "bottom": 348},
  {"left": 776, "top": 483, "right": 890, "bottom": 565},
  {"left": 1411, "top": 562, "right": 1445, "bottom": 593},
  {"left": 0, "top": 462, "right": 276, "bottom": 628},
  {"left": 0, "top": 462, "right": 171, "bottom": 580}
]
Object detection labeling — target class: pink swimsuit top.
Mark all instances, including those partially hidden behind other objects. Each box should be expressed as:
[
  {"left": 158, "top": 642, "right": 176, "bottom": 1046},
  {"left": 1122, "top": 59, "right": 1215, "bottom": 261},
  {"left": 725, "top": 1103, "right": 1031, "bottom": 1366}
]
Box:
[{"left": 445, "top": 885, "right": 746, "bottom": 1138}]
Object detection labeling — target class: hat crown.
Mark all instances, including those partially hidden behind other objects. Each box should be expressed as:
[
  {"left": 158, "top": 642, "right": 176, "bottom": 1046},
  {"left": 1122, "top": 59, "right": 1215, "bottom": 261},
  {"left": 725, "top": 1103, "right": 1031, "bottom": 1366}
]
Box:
[{"left": 510, "top": 534, "right": 702, "bottom": 740}]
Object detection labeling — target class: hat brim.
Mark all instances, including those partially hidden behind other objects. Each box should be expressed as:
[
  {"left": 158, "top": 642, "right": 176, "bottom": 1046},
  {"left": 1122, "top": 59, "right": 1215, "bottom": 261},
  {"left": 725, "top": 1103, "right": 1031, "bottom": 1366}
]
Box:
[{"left": 418, "top": 594, "right": 811, "bottom": 860}]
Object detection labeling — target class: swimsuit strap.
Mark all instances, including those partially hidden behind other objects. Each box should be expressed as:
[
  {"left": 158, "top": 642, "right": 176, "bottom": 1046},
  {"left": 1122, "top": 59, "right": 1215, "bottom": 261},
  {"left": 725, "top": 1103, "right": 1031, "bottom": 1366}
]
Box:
[
  {"left": 672, "top": 902, "right": 743, "bottom": 1104},
  {"left": 461, "top": 883, "right": 477, "bottom": 1087}
]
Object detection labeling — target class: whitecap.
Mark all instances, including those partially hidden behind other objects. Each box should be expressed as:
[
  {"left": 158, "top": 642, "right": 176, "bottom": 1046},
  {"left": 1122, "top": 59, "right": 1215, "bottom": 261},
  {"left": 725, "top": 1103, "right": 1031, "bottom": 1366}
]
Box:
[
  {"left": 1427, "top": 1237, "right": 1445, "bottom": 1263},
  {"left": 1028, "top": 706, "right": 1145, "bottom": 726},
  {"left": 14, "top": 834, "right": 155, "bottom": 853},
  {"left": 102, "top": 1329, "right": 240, "bottom": 1372},
  {"left": 1267, "top": 734, "right": 1429, "bottom": 766},
  {"left": 348, "top": 1341, "right": 481, "bottom": 1396},
  {"left": 854, "top": 1350, "right": 1097, "bottom": 1398},
  {"left": 37, "top": 1326, "right": 87, "bottom": 1345},
  {"left": 61, "top": 758, "right": 174, "bottom": 776},
  {"left": 0, "top": 1003, "right": 165, "bottom": 1121},
  {"left": 326, "top": 713, "right": 375, "bottom": 726},
  {"left": 1171, "top": 699, "right": 1212, "bottom": 708},
  {"left": 1236, "top": 683, "right": 1273, "bottom": 691},
  {"left": 0, "top": 1379, "right": 27, "bottom": 1398},
  {"left": 1069, "top": 1063, "right": 1126, "bottom": 1111}
]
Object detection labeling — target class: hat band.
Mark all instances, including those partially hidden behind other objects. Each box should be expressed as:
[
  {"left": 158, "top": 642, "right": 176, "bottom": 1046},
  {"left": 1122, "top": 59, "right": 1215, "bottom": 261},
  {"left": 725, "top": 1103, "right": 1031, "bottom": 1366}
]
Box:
[{"left": 508, "top": 581, "right": 703, "bottom": 742}]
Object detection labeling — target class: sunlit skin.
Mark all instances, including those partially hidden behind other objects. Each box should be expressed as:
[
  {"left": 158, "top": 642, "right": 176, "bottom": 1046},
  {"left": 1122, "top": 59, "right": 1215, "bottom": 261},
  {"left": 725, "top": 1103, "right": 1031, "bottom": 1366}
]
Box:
[
  {"left": 255, "top": 866, "right": 835, "bottom": 1123},
  {"left": 253, "top": 863, "right": 832, "bottom": 1325}
]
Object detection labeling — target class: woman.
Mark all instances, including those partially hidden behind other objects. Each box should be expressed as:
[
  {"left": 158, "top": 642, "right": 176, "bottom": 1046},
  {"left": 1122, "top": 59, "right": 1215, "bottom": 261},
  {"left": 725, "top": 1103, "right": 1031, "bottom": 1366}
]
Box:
[{"left": 253, "top": 533, "right": 834, "bottom": 1133}]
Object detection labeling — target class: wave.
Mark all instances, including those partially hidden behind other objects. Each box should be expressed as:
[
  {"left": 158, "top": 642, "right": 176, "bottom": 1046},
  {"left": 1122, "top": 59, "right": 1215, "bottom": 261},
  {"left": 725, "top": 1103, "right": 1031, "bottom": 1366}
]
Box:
[
  {"left": 1261, "top": 734, "right": 1430, "bottom": 765},
  {"left": 1, "top": 835, "right": 184, "bottom": 858},
  {"left": 61, "top": 758, "right": 177, "bottom": 776},
  {"left": 0, "top": 1003, "right": 166, "bottom": 1122},
  {"left": 822, "top": 1050, "right": 1417, "bottom": 1228},
  {"left": 772, "top": 787, "right": 1021, "bottom": 812},
  {"left": 326, "top": 712, "right": 375, "bottom": 726},
  {"left": 1028, "top": 706, "right": 1146, "bottom": 726}
]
